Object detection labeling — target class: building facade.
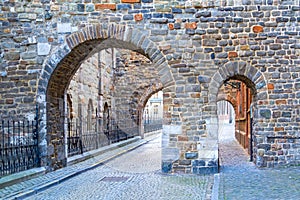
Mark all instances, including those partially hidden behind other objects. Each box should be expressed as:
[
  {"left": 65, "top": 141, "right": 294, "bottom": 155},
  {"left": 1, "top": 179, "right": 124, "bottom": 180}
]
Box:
[{"left": 0, "top": 0, "right": 300, "bottom": 174}]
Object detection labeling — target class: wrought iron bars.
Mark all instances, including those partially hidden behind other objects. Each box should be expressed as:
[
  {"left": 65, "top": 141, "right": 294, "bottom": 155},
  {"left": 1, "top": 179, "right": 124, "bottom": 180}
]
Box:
[
  {"left": 143, "top": 119, "right": 162, "bottom": 133},
  {"left": 67, "top": 117, "right": 139, "bottom": 157},
  {"left": 0, "top": 119, "right": 39, "bottom": 177}
]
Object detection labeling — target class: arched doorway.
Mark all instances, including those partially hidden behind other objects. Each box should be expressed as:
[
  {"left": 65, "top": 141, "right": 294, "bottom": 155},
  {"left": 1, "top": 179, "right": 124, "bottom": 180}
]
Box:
[
  {"left": 37, "top": 24, "right": 175, "bottom": 170},
  {"left": 217, "top": 78, "right": 255, "bottom": 162},
  {"left": 206, "top": 61, "right": 268, "bottom": 169},
  {"left": 142, "top": 91, "right": 163, "bottom": 138},
  {"left": 217, "top": 100, "right": 235, "bottom": 142}
]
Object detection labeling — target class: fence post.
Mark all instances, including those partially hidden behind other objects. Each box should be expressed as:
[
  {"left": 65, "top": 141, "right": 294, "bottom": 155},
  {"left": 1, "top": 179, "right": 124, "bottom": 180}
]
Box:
[{"left": 35, "top": 104, "right": 40, "bottom": 166}]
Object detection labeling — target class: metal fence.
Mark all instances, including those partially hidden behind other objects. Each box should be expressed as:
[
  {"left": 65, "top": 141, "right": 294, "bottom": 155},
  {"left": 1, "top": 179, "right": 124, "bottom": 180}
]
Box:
[
  {"left": 144, "top": 119, "right": 163, "bottom": 133},
  {"left": 67, "top": 118, "right": 139, "bottom": 157},
  {"left": 0, "top": 120, "right": 39, "bottom": 177}
]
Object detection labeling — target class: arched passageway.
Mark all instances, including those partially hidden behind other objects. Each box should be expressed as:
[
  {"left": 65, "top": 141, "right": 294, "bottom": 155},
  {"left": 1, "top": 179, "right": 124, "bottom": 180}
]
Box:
[
  {"left": 206, "top": 61, "right": 268, "bottom": 169},
  {"left": 37, "top": 24, "right": 174, "bottom": 170},
  {"left": 218, "top": 78, "right": 254, "bottom": 164}
]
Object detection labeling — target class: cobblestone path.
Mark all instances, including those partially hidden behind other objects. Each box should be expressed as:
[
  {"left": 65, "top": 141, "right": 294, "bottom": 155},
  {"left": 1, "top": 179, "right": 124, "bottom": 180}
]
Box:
[
  {"left": 26, "top": 133, "right": 213, "bottom": 200},
  {"left": 218, "top": 123, "right": 300, "bottom": 200}
]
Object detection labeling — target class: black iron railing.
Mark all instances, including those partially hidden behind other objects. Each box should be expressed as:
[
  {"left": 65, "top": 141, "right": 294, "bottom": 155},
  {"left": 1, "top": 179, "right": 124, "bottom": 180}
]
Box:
[
  {"left": 144, "top": 119, "right": 162, "bottom": 133},
  {"left": 0, "top": 119, "right": 39, "bottom": 177},
  {"left": 67, "top": 118, "right": 139, "bottom": 157}
]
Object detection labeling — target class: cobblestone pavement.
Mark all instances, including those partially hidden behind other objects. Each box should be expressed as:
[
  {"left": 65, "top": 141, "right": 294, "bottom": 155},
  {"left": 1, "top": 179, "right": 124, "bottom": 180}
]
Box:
[
  {"left": 218, "top": 123, "right": 300, "bottom": 200},
  {"left": 18, "top": 132, "right": 213, "bottom": 200},
  {"left": 0, "top": 135, "right": 152, "bottom": 199}
]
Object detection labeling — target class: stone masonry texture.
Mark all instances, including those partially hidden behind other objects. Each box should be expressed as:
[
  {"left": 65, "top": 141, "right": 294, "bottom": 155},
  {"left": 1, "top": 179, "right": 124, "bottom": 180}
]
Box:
[{"left": 0, "top": 0, "right": 300, "bottom": 174}]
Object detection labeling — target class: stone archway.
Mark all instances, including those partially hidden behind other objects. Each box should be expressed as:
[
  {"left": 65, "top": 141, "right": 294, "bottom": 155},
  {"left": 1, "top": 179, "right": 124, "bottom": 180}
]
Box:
[
  {"left": 135, "top": 82, "right": 164, "bottom": 138},
  {"left": 217, "top": 94, "right": 237, "bottom": 114},
  {"left": 36, "top": 23, "right": 174, "bottom": 171},
  {"left": 206, "top": 61, "right": 268, "bottom": 167}
]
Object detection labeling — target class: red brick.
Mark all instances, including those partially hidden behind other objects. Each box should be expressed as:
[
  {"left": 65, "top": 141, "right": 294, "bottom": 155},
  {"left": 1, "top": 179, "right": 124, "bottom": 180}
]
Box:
[
  {"left": 95, "top": 4, "right": 116, "bottom": 10},
  {"left": 134, "top": 14, "right": 143, "bottom": 21},
  {"left": 275, "top": 99, "right": 286, "bottom": 105},
  {"left": 228, "top": 51, "right": 238, "bottom": 58},
  {"left": 6, "top": 98, "right": 14, "bottom": 104},
  {"left": 267, "top": 83, "right": 274, "bottom": 90},
  {"left": 121, "top": 0, "right": 140, "bottom": 2},
  {"left": 178, "top": 135, "right": 188, "bottom": 141},
  {"left": 253, "top": 25, "right": 264, "bottom": 33},
  {"left": 185, "top": 22, "right": 197, "bottom": 29},
  {"left": 275, "top": 127, "right": 284, "bottom": 131},
  {"left": 190, "top": 93, "right": 200, "bottom": 98},
  {"left": 168, "top": 23, "right": 174, "bottom": 30},
  {"left": 48, "top": 37, "right": 54, "bottom": 42}
]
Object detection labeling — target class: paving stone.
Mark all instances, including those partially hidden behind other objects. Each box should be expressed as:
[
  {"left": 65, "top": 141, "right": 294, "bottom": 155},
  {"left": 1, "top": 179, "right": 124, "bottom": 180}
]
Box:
[
  {"left": 1, "top": 132, "right": 213, "bottom": 200},
  {"left": 218, "top": 124, "right": 300, "bottom": 200}
]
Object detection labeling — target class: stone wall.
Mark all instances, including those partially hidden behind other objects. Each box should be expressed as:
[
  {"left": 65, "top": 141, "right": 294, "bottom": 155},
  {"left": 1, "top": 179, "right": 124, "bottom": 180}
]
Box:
[
  {"left": 113, "top": 49, "right": 161, "bottom": 125},
  {"left": 0, "top": 0, "right": 299, "bottom": 173}
]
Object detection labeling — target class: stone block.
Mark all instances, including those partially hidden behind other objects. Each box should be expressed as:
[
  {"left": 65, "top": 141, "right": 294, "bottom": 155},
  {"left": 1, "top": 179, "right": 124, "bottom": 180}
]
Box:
[
  {"left": 233, "top": 18, "right": 243, "bottom": 23},
  {"left": 203, "top": 39, "right": 217, "bottom": 46},
  {"left": 123, "top": 14, "right": 133, "bottom": 20},
  {"left": 57, "top": 23, "right": 71, "bottom": 33},
  {"left": 185, "top": 22, "right": 197, "bottom": 29},
  {"left": 117, "top": 4, "right": 132, "bottom": 10},
  {"left": 258, "top": 144, "right": 271, "bottom": 151},
  {"left": 228, "top": 51, "right": 238, "bottom": 59},
  {"left": 192, "top": 159, "right": 205, "bottom": 166},
  {"left": 259, "top": 109, "right": 271, "bottom": 119},
  {"left": 95, "top": 4, "right": 116, "bottom": 10},
  {"left": 77, "top": 4, "right": 85, "bottom": 12},
  {"left": 4, "top": 52, "right": 20, "bottom": 60},
  {"left": 150, "top": 18, "right": 168, "bottom": 24},
  {"left": 179, "top": 160, "right": 191, "bottom": 166},
  {"left": 21, "top": 52, "right": 36, "bottom": 60},
  {"left": 208, "top": 160, "right": 217, "bottom": 167},
  {"left": 216, "top": 52, "right": 228, "bottom": 59},
  {"left": 253, "top": 12, "right": 264, "bottom": 18},
  {"left": 198, "top": 75, "right": 210, "bottom": 83},
  {"left": 282, "top": 112, "right": 291, "bottom": 117},
  {"left": 185, "top": 152, "right": 198, "bottom": 159},
  {"left": 252, "top": 25, "right": 264, "bottom": 33},
  {"left": 171, "top": 8, "right": 182, "bottom": 13},
  {"left": 193, "top": 166, "right": 218, "bottom": 174},
  {"left": 162, "top": 148, "right": 180, "bottom": 161},
  {"left": 38, "top": 43, "right": 51, "bottom": 56},
  {"left": 195, "top": 11, "right": 211, "bottom": 18},
  {"left": 134, "top": 14, "right": 143, "bottom": 21},
  {"left": 178, "top": 135, "right": 188, "bottom": 141},
  {"left": 122, "top": 0, "right": 140, "bottom": 2},
  {"left": 86, "top": 4, "right": 95, "bottom": 12},
  {"left": 162, "top": 161, "right": 172, "bottom": 173}
]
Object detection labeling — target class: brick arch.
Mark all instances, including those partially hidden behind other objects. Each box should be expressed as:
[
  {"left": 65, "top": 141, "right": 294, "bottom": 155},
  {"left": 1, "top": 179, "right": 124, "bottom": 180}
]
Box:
[
  {"left": 206, "top": 61, "right": 268, "bottom": 117},
  {"left": 217, "top": 95, "right": 237, "bottom": 112},
  {"left": 128, "top": 82, "right": 163, "bottom": 119},
  {"left": 123, "top": 82, "right": 163, "bottom": 132},
  {"left": 38, "top": 24, "right": 174, "bottom": 97},
  {"left": 130, "top": 82, "right": 164, "bottom": 138},
  {"left": 138, "top": 82, "right": 164, "bottom": 108},
  {"left": 202, "top": 61, "right": 268, "bottom": 150},
  {"left": 203, "top": 61, "right": 268, "bottom": 169},
  {"left": 36, "top": 23, "right": 174, "bottom": 170}
]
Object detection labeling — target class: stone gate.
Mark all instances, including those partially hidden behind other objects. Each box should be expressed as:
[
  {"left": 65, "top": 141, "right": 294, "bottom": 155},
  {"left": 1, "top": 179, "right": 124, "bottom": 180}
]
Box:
[{"left": 0, "top": 0, "right": 300, "bottom": 174}]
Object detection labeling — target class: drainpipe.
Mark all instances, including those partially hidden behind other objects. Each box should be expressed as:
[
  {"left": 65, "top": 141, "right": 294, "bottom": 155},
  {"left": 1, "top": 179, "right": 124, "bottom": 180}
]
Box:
[{"left": 250, "top": 103, "right": 253, "bottom": 162}]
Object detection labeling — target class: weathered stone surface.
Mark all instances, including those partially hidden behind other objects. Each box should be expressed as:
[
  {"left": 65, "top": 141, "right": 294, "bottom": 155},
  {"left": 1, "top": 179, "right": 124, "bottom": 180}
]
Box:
[
  {"left": 37, "top": 43, "right": 51, "bottom": 56},
  {"left": 0, "top": 1, "right": 299, "bottom": 175},
  {"left": 260, "top": 109, "right": 271, "bottom": 119},
  {"left": 185, "top": 152, "right": 198, "bottom": 159}
]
